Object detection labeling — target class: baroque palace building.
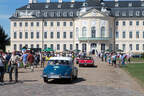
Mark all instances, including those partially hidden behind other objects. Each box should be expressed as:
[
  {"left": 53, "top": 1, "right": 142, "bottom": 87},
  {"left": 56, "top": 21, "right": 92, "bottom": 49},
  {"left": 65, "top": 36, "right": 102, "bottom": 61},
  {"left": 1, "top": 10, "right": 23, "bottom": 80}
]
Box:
[{"left": 9, "top": 0, "right": 144, "bottom": 53}]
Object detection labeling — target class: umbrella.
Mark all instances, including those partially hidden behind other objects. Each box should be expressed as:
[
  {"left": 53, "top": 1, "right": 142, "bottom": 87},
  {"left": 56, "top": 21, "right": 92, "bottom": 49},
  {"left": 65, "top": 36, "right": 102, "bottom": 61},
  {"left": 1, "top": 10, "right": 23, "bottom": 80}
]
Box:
[{"left": 42, "top": 48, "right": 54, "bottom": 52}]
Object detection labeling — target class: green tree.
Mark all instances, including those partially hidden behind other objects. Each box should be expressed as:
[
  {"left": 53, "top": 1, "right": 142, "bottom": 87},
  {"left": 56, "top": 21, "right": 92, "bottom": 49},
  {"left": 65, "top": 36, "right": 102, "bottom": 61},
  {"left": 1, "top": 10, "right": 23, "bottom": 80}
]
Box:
[{"left": 0, "top": 25, "right": 10, "bottom": 52}]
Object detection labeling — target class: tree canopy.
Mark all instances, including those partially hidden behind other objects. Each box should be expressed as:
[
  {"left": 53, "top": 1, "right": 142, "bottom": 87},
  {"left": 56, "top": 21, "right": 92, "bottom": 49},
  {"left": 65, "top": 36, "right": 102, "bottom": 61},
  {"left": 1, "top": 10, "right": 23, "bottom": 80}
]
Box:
[{"left": 0, "top": 25, "right": 10, "bottom": 52}]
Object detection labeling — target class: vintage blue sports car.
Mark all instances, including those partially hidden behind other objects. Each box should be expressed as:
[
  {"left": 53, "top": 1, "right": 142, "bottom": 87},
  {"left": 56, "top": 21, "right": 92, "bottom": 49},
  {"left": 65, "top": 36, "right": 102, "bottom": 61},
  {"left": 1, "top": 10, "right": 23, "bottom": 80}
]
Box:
[{"left": 42, "top": 57, "right": 78, "bottom": 83}]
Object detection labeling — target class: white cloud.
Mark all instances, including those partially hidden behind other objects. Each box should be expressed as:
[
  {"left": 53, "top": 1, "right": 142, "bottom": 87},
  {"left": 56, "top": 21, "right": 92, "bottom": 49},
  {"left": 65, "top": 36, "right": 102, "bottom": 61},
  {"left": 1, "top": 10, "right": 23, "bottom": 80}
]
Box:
[{"left": 0, "top": 14, "right": 10, "bottom": 19}]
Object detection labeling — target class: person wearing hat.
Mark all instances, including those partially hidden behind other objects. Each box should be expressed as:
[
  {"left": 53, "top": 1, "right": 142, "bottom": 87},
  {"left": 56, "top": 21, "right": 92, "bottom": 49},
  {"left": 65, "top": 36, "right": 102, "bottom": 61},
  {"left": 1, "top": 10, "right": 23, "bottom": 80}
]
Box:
[{"left": 0, "top": 54, "right": 5, "bottom": 84}]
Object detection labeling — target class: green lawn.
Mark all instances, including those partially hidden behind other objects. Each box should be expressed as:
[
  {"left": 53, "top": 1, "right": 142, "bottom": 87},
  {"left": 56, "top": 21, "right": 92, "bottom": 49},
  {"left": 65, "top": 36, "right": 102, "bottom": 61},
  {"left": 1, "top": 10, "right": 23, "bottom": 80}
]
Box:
[{"left": 123, "top": 63, "right": 144, "bottom": 87}]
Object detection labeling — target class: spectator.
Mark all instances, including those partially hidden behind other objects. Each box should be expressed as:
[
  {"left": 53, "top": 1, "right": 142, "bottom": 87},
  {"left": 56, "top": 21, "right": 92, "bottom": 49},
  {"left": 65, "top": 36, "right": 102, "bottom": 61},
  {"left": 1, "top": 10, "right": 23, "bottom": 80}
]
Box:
[
  {"left": 22, "top": 52, "right": 28, "bottom": 68},
  {"left": 0, "top": 54, "right": 5, "bottom": 85},
  {"left": 8, "top": 51, "right": 20, "bottom": 82},
  {"left": 27, "top": 51, "right": 35, "bottom": 72}
]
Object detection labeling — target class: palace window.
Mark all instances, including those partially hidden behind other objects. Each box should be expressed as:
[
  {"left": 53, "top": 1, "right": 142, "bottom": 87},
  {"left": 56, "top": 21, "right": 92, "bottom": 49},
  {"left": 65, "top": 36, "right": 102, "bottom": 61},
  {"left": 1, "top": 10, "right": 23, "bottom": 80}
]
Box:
[
  {"left": 25, "top": 22, "right": 28, "bottom": 27},
  {"left": 116, "top": 31, "right": 119, "bottom": 39},
  {"left": 63, "top": 44, "right": 66, "bottom": 51},
  {"left": 19, "top": 22, "right": 22, "bottom": 27},
  {"left": 101, "top": 26, "right": 105, "bottom": 37},
  {"left": 122, "top": 21, "right": 126, "bottom": 26},
  {"left": 136, "top": 44, "right": 139, "bottom": 50},
  {"left": 20, "top": 32, "right": 22, "bottom": 39},
  {"left": 25, "top": 32, "right": 28, "bottom": 39},
  {"left": 14, "top": 44, "right": 17, "bottom": 51},
  {"left": 70, "top": 44, "right": 73, "bottom": 50},
  {"left": 31, "top": 32, "right": 34, "bottom": 39},
  {"left": 136, "top": 21, "right": 139, "bottom": 26},
  {"left": 63, "top": 32, "right": 66, "bottom": 39},
  {"left": 57, "top": 22, "right": 60, "bottom": 26},
  {"left": 70, "top": 22, "right": 73, "bottom": 26},
  {"left": 14, "top": 22, "right": 17, "bottom": 27},
  {"left": 143, "top": 44, "right": 144, "bottom": 50},
  {"left": 91, "top": 27, "right": 96, "bottom": 38},
  {"left": 31, "top": 44, "right": 34, "bottom": 48},
  {"left": 115, "top": 21, "right": 119, "bottom": 26},
  {"left": 50, "top": 32, "right": 54, "bottom": 39},
  {"left": 76, "top": 27, "right": 79, "bottom": 39},
  {"left": 51, "top": 22, "right": 54, "bottom": 26},
  {"left": 82, "top": 27, "right": 87, "bottom": 37},
  {"left": 57, "top": 32, "right": 60, "bottom": 39},
  {"left": 136, "top": 31, "right": 139, "bottom": 38},
  {"left": 19, "top": 44, "right": 22, "bottom": 50},
  {"left": 129, "top": 31, "right": 133, "bottom": 39},
  {"left": 63, "top": 22, "right": 66, "bottom": 26},
  {"left": 136, "top": 11, "right": 140, "bottom": 16},
  {"left": 36, "top": 32, "right": 39, "bottom": 39},
  {"left": 31, "top": 22, "right": 34, "bottom": 27},
  {"left": 57, "top": 44, "right": 60, "bottom": 50},
  {"left": 143, "top": 32, "right": 144, "bottom": 38},
  {"left": 129, "top": 21, "right": 132, "bottom": 26},
  {"left": 44, "top": 32, "right": 47, "bottom": 39},
  {"left": 129, "top": 44, "right": 133, "bottom": 51},
  {"left": 70, "top": 32, "right": 73, "bottom": 39},
  {"left": 63, "top": 12, "right": 67, "bottom": 17},
  {"left": 36, "top": 44, "right": 39, "bottom": 48},
  {"left": 44, "top": 44, "right": 47, "bottom": 49},
  {"left": 44, "top": 21, "right": 47, "bottom": 26},
  {"left": 36, "top": 22, "right": 39, "bottom": 26},
  {"left": 122, "top": 31, "right": 126, "bottom": 38},
  {"left": 14, "top": 32, "right": 17, "bottom": 39},
  {"left": 122, "top": 44, "right": 126, "bottom": 51},
  {"left": 50, "top": 44, "right": 53, "bottom": 49}
]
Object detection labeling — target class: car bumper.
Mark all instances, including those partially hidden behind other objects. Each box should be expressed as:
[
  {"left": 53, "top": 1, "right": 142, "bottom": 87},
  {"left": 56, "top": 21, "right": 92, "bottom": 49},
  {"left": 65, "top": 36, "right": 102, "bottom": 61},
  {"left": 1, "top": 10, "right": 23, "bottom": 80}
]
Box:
[
  {"left": 79, "top": 63, "right": 94, "bottom": 66},
  {"left": 42, "top": 75, "right": 71, "bottom": 79}
]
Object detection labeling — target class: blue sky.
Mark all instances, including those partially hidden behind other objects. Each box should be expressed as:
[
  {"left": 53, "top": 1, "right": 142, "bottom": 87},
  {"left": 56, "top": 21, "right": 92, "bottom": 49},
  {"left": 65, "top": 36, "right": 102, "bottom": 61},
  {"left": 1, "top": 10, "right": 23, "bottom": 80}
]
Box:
[{"left": 0, "top": 0, "right": 139, "bottom": 36}]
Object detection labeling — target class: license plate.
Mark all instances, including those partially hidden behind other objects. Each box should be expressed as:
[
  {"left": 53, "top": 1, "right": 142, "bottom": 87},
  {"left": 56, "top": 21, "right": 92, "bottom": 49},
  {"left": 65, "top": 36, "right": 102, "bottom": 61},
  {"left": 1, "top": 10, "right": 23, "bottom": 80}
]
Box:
[{"left": 49, "top": 75, "right": 60, "bottom": 78}]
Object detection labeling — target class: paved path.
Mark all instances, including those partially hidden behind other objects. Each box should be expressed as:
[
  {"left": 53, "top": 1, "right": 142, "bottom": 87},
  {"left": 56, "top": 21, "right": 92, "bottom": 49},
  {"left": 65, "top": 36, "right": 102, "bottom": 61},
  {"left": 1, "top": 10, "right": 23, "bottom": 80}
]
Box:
[{"left": 0, "top": 56, "right": 144, "bottom": 96}]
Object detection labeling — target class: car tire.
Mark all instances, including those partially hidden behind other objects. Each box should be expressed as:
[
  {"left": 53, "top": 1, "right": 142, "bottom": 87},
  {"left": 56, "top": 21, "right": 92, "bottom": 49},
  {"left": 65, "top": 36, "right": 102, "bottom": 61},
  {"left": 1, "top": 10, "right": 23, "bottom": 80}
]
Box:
[
  {"left": 79, "top": 64, "right": 82, "bottom": 67},
  {"left": 43, "top": 77, "right": 48, "bottom": 83}
]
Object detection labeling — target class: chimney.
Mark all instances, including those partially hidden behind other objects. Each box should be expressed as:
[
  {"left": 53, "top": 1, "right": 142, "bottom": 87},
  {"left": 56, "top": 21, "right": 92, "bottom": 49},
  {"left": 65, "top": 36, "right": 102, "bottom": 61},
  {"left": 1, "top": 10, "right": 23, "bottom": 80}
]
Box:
[
  {"left": 58, "top": 0, "right": 62, "bottom": 3},
  {"left": 46, "top": 0, "right": 50, "bottom": 3},
  {"left": 71, "top": 0, "right": 75, "bottom": 3},
  {"left": 29, "top": 0, "right": 37, "bottom": 3}
]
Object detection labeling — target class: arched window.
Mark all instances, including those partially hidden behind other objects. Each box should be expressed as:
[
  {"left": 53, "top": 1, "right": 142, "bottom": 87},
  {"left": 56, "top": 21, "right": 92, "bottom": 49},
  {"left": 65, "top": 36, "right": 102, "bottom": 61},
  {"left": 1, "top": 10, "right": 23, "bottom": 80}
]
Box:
[
  {"left": 82, "top": 27, "right": 87, "bottom": 37},
  {"left": 76, "top": 27, "right": 79, "bottom": 38},
  {"left": 101, "top": 26, "right": 105, "bottom": 37},
  {"left": 91, "top": 27, "right": 96, "bottom": 38}
]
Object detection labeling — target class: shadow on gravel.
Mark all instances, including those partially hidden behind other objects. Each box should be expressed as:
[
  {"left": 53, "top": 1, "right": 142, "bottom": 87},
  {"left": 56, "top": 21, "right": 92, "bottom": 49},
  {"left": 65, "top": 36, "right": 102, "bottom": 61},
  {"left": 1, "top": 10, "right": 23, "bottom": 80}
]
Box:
[
  {"left": 46, "top": 77, "right": 86, "bottom": 84},
  {"left": 1, "top": 80, "right": 38, "bottom": 86},
  {"left": 79, "top": 65, "right": 98, "bottom": 68}
]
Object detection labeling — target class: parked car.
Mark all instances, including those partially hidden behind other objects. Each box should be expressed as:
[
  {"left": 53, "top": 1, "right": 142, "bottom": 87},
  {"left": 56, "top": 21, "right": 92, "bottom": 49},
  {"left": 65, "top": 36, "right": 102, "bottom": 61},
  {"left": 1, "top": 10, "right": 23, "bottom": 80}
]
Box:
[
  {"left": 78, "top": 56, "right": 94, "bottom": 67},
  {"left": 42, "top": 57, "right": 78, "bottom": 83}
]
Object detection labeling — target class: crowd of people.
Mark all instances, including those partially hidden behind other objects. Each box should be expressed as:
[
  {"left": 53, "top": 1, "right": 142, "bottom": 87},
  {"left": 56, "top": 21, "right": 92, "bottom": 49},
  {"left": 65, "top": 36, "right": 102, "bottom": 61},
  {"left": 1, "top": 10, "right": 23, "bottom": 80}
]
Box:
[
  {"left": 98, "top": 52, "right": 132, "bottom": 67},
  {"left": 0, "top": 50, "right": 42, "bottom": 85}
]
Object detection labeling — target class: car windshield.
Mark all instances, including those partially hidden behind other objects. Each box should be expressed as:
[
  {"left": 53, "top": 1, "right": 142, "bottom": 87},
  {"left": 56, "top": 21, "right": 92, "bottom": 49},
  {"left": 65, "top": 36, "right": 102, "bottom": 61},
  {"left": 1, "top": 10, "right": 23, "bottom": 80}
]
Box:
[
  {"left": 48, "top": 60, "right": 70, "bottom": 65},
  {"left": 80, "top": 57, "right": 92, "bottom": 60}
]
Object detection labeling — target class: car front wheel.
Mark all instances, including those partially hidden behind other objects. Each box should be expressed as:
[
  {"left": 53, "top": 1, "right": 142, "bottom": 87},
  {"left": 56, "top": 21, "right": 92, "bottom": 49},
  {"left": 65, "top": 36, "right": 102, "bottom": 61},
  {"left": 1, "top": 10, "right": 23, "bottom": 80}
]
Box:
[{"left": 43, "top": 77, "right": 48, "bottom": 83}]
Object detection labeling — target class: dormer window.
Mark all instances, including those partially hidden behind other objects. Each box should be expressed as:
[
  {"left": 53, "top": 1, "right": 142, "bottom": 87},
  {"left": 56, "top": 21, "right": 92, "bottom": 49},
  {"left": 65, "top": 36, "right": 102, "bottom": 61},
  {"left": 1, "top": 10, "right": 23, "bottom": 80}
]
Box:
[
  {"left": 58, "top": 4, "right": 61, "bottom": 8},
  {"left": 44, "top": 12, "right": 48, "bottom": 17},
  {"left": 82, "top": 2, "right": 87, "bottom": 7},
  {"left": 115, "top": 3, "right": 119, "bottom": 7},
  {"left": 141, "top": 2, "right": 144, "bottom": 7},
  {"left": 57, "top": 12, "right": 61, "bottom": 17},
  {"left": 27, "top": 5, "right": 30, "bottom": 8},
  {"left": 69, "top": 12, "right": 73, "bottom": 17},
  {"left": 50, "top": 12, "right": 54, "bottom": 17},
  {"left": 70, "top": 4, "right": 74, "bottom": 8},
  {"left": 45, "top": 5, "right": 49, "bottom": 8},
  {"left": 128, "top": 2, "right": 132, "bottom": 7},
  {"left": 63, "top": 12, "right": 67, "bottom": 17}
]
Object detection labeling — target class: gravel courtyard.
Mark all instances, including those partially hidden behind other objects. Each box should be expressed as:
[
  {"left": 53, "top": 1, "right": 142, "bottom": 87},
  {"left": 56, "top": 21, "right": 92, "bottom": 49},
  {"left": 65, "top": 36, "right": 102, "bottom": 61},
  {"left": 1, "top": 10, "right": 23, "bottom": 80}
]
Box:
[{"left": 0, "top": 56, "right": 144, "bottom": 96}]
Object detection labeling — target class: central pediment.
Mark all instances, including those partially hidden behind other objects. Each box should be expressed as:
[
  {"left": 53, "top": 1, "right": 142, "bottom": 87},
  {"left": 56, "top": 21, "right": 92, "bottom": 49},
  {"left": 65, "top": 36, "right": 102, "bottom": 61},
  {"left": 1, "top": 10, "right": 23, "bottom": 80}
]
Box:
[{"left": 79, "top": 8, "right": 109, "bottom": 18}]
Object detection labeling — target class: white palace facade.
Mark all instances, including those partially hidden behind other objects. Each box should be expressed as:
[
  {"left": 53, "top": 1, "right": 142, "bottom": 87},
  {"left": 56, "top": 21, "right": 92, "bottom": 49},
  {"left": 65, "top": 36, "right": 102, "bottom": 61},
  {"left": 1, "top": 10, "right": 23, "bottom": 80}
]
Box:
[{"left": 8, "top": 0, "right": 144, "bottom": 54}]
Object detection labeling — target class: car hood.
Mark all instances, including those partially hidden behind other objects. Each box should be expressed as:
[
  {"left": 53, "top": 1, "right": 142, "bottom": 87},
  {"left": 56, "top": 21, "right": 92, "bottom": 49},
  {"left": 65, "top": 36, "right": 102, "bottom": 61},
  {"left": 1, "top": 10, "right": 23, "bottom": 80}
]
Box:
[{"left": 43, "top": 65, "right": 72, "bottom": 75}]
